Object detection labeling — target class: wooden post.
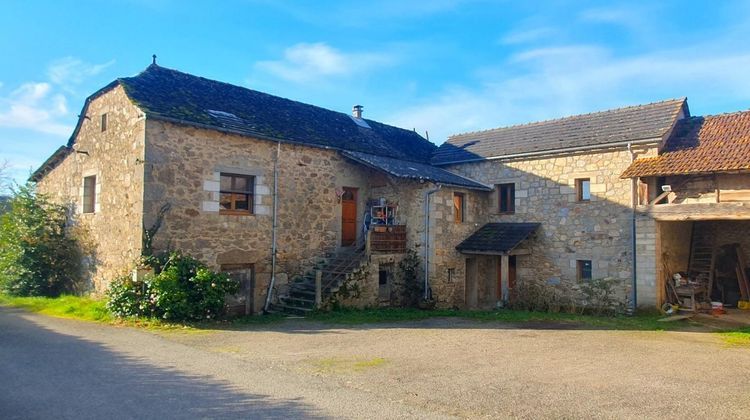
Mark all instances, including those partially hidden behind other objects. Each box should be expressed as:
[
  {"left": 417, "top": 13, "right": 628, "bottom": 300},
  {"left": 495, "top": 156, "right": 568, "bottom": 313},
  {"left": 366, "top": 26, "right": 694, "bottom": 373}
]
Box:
[
  {"left": 365, "top": 229, "right": 371, "bottom": 256},
  {"left": 315, "top": 270, "right": 323, "bottom": 308},
  {"left": 500, "top": 254, "right": 510, "bottom": 304}
]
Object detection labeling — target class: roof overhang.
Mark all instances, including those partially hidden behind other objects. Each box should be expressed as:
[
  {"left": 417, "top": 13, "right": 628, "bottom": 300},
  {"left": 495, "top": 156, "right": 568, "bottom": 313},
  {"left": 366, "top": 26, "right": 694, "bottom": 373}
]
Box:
[
  {"left": 456, "top": 223, "right": 540, "bottom": 255},
  {"left": 341, "top": 150, "right": 493, "bottom": 191}
]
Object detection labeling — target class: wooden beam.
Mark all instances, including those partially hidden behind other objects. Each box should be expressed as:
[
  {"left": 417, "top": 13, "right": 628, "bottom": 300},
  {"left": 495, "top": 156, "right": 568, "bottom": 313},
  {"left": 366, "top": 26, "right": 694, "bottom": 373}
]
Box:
[
  {"left": 509, "top": 248, "right": 531, "bottom": 256},
  {"left": 458, "top": 250, "right": 505, "bottom": 256},
  {"left": 649, "top": 189, "right": 671, "bottom": 205},
  {"left": 638, "top": 202, "right": 750, "bottom": 221},
  {"left": 500, "top": 254, "right": 510, "bottom": 304},
  {"left": 459, "top": 247, "right": 532, "bottom": 256}
]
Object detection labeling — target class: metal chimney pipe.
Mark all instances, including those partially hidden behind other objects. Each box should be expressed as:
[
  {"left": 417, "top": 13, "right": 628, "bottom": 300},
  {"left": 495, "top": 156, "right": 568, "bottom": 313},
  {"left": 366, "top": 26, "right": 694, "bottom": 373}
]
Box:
[{"left": 352, "top": 105, "right": 363, "bottom": 118}]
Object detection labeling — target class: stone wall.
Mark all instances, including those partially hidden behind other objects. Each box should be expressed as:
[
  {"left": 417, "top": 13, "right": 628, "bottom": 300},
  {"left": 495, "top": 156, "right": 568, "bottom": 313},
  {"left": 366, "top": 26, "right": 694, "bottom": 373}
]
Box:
[
  {"left": 143, "top": 120, "right": 384, "bottom": 313},
  {"left": 436, "top": 146, "right": 658, "bottom": 309},
  {"left": 36, "top": 86, "right": 146, "bottom": 291}
]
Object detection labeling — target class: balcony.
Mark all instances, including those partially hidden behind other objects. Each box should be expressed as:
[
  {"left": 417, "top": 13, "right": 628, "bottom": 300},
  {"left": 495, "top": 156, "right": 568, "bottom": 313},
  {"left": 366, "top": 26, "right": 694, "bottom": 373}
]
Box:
[{"left": 367, "top": 225, "right": 407, "bottom": 254}]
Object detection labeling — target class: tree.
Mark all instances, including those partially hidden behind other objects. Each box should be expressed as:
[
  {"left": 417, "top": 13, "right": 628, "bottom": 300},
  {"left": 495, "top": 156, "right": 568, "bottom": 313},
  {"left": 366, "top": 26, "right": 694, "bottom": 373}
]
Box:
[
  {"left": 0, "top": 183, "right": 86, "bottom": 296},
  {"left": 0, "top": 160, "right": 11, "bottom": 214}
]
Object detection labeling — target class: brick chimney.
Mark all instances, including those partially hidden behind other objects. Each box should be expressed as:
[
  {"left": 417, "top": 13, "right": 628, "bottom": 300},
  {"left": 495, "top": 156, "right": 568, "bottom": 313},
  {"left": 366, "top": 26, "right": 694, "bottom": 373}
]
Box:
[{"left": 352, "top": 105, "right": 363, "bottom": 119}]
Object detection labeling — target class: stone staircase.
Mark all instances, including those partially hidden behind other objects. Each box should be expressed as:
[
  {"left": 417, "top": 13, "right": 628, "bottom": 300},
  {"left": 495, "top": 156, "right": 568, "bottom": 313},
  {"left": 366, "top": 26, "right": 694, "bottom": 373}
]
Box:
[{"left": 269, "top": 247, "right": 367, "bottom": 316}]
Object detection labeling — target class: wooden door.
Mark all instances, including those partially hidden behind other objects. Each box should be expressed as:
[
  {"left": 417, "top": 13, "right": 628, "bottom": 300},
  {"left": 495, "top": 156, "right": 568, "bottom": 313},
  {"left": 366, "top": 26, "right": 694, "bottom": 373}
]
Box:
[
  {"left": 341, "top": 187, "right": 357, "bottom": 246},
  {"left": 465, "top": 258, "right": 478, "bottom": 309},
  {"left": 221, "top": 264, "right": 255, "bottom": 315},
  {"left": 497, "top": 256, "right": 517, "bottom": 300}
]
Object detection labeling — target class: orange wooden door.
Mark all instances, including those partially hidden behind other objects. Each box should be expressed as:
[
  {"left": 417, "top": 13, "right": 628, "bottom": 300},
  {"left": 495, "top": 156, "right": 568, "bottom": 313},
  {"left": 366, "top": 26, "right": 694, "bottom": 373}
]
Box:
[{"left": 341, "top": 187, "right": 357, "bottom": 246}]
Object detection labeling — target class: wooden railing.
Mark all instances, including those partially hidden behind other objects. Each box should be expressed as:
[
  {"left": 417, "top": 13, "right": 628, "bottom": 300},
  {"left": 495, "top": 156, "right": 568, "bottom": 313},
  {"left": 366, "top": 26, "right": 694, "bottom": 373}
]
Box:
[{"left": 368, "top": 225, "right": 407, "bottom": 253}]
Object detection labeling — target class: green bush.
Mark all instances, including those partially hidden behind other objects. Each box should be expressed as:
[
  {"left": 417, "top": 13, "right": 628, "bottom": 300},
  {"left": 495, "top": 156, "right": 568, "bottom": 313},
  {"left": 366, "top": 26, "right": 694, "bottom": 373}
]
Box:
[
  {"left": 106, "top": 276, "right": 151, "bottom": 317},
  {"left": 0, "top": 183, "right": 87, "bottom": 296},
  {"left": 106, "top": 252, "right": 239, "bottom": 321}
]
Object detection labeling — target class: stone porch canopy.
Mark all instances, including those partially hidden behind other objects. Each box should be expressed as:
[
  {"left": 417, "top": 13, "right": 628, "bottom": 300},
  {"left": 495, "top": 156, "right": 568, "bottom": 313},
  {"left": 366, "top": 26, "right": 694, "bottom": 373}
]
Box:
[
  {"left": 341, "top": 150, "right": 492, "bottom": 191},
  {"left": 432, "top": 98, "right": 687, "bottom": 165},
  {"left": 456, "top": 223, "right": 540, "bottom": 255},
  {"left": 621, "top": 110, "right": 750, "bottom": 178},
  {"left": 32, "top": 63, "right": 438, "bottom": 181}
]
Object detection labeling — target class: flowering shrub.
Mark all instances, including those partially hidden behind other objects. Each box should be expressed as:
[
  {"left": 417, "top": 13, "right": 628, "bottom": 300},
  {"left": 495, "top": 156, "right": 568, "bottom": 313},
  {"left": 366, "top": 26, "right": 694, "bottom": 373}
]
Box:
[{"left": 106, "top": 252, "right": 239, "bottom": 321}]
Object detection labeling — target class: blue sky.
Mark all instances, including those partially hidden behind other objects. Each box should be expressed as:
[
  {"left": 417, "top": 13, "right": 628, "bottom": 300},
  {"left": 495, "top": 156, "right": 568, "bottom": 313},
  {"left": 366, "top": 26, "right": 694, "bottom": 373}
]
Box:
[{"left": 2, "top": 0, "right": 750, "bottom": 190}]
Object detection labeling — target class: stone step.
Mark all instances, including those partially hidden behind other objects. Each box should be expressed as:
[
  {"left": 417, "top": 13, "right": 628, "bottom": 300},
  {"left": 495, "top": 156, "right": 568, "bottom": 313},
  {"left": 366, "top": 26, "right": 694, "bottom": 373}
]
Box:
[{"left": 280, "top": 295, "right": 315, "bottom": 307}]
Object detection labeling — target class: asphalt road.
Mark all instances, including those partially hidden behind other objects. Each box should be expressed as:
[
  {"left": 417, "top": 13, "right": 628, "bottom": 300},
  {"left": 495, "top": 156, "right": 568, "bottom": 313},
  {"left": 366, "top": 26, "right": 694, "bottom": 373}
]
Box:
[
  {"left": 0, "top": 306, "right": 437, "bottom": 420},
  {"left": 2, "top": 305, "right": 749, "bottom": 419}
]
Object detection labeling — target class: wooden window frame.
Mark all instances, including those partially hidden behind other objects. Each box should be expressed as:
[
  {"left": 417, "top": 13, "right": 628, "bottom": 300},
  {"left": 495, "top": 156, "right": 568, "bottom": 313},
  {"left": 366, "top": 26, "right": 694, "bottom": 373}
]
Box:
[
  {"left": 453, "top": 192, "right": 465, "bottom": 223},
  {"left": 577, "top": 260, "right": 593, "bottom": 281},
  {"left": 576, "top": 178, "right": 591, "bottom": 202},
  {"left": 219, "top": 173, "right": 255, "bottom": 215},
  {"left": 498, "top": 183, "right": 515, "bottom": 214},
  {"left": 82, "top": 175, "right": 96, "bottom": 214}
]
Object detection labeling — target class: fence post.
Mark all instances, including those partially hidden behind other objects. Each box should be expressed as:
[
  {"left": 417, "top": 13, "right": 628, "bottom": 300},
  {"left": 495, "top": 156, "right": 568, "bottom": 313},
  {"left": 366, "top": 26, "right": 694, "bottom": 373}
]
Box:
[{"left": 315, "top": 270, "right": 322, "bottom": 308}]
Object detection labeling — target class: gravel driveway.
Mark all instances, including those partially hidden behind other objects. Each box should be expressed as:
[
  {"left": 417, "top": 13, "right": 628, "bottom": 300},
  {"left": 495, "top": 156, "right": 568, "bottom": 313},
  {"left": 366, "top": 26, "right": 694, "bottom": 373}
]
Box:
[{"left": 1, "top": 306, "right": 748, "bottom": 419}]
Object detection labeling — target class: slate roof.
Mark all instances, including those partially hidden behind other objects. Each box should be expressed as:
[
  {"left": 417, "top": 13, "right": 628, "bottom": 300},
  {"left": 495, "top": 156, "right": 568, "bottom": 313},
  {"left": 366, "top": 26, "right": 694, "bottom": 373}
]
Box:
[
  {"left": 341, "top": 150, "right": 491, "bottom": 190},
  {"left": 118, "top": 64, "right": 436, "bottom": 162},
  {"left": 456, "top": 223, "right": 540, "bottom": 254},
  {"left": 621, "top": 111, "right": 750, "bottom": 178},
  {"left": 432, "top": 99, "right": 687, "bottom": 165}
]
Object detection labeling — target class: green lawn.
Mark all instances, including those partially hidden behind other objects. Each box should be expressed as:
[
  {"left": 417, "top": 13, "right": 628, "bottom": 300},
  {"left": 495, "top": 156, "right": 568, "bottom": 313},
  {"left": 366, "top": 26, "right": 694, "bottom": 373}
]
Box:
[
  {"left": 2, "top": 294, "right": 748, "bottom": 343},
  {"left": 306, "top": 307, "right": 674, "bottom": 331},
  {"left": 0, "top": 294, "right": 112, "bottom": 322},
  {"left": 719, "top": 327, "right": 750, "bottom": 346}
]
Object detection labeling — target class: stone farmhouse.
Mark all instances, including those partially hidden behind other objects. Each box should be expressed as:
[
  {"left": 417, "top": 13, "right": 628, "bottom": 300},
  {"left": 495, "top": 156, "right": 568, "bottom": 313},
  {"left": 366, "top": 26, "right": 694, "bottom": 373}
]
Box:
[{"left": 32, "top": 63, "right": 750, "bottom": 314}]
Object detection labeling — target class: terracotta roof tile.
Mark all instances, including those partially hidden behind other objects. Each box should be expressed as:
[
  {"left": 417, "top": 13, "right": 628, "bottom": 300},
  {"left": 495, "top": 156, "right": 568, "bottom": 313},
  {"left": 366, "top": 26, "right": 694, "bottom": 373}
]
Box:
[{"left": 621, "top": 110, "right": 750, "bottom": 178}]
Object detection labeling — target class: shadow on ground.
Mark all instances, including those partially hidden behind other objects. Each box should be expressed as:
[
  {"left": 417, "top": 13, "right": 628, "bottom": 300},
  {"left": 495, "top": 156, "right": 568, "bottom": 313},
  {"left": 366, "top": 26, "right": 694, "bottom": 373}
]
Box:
[{"left": 0, "top": 307, "right": 324, "bottom": 420}]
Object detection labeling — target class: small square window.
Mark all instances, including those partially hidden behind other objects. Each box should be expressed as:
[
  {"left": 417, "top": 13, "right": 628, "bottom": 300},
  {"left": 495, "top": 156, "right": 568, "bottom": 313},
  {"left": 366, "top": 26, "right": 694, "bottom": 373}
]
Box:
[
  {"left": 498, "top": 183, "right": 515, "bottom": 214},
  {"left": 378, "top": 269, "right": 389, "bottom": 286},
  {"left": 577, "top": 260, "right": 593, "bottom": 281},
  {"left": 576, "top": 178, "right": 591, "bottom": 202},
  {"left": 453, "top": 192, "right": 465, "bottom": 223},
  {"left": 219, "top": 173, "right": 255, "bottom": 215},
  {"left": 83, "top": 175, "right": 96, "bottom": 213},
  {"left": 101, "top": 113, "right": 108, "bottom": 132}
]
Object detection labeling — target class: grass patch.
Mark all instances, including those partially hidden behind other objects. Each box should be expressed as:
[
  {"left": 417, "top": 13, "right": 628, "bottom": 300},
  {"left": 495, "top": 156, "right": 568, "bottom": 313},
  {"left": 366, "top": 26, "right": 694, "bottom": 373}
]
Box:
[
  {"left": 307, "top": 307, "right": 673, "bottom": 331},
  {"left": 0, "top": 293, "right": 202, "bottom": 332},
  {"left": 4, "top": 294, "right": 747, "bottom": 340},
  {"left": 0, "top": 294, "right": 112, "bottom": 322},
  {"left": 314, "top": 357, "right": 387, "bottom": 373},
  {"left": 719, "top": 327, "right": 750, "bottom": 347}
]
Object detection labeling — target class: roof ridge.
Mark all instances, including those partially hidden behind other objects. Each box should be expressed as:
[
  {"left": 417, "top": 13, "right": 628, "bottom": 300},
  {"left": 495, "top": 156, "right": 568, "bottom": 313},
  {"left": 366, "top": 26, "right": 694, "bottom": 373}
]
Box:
[
  {"left": 130, "top": 64, "right": 423, "bottom": 139},
  {"left": 698, "top": 108, "right": 750, "bottom": 120},
  {"left": 447, "top": 97, "right": 687, "bottom": 140}
]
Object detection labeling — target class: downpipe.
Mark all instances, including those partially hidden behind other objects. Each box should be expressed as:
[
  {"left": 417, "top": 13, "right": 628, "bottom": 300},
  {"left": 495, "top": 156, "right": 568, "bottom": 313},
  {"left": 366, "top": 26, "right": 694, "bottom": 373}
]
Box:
[
  {"left": 264, "top": 141, "right": 281, "bottom": 313},
  {"left": 628, "top": 142, "right": 638, "bottom": 313},
  {"left": 423, "top": 184, "right": 442, "bottom": 300}
]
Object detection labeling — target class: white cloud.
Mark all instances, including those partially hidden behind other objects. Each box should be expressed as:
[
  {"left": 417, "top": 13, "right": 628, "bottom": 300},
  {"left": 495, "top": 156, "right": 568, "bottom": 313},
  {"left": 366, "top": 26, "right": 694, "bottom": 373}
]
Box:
[
  {"left": 47, "top": 56, "right": 115, "bottom": 89},
  {"left": 0, "top": 56, "right": 112, "bottom": 138},
  {"left": 0, "top": 82, "right": 72, "bottom": 136},
  {"left": 388, "top": 44, "right": 750, "bottom": 144},
  {"left": 255, "top": 42, "right": 395, "bottom": 83}
]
